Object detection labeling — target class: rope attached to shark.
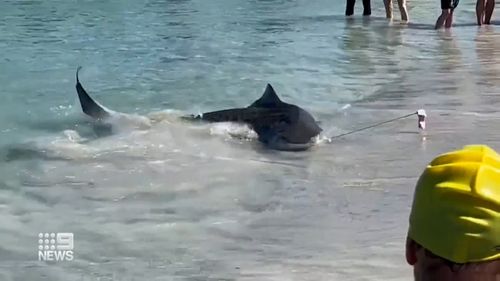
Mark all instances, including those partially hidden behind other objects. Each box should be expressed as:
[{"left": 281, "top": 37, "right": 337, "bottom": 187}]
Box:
[{"left": 328, "top": 109, "right": 427, "bottom": 142}]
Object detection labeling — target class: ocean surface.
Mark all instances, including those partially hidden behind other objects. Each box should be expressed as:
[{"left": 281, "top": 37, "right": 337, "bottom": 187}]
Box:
[{"left": 2, "top": 0, "right": 500, "bottom": 280}]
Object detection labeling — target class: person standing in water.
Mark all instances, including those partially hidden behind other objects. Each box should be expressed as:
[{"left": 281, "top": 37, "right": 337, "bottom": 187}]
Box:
[
  {"left": 383, "top": 0, "right": 409, "bottom": 22},
  {"left": 346, "top": 0, "right": 371, "bottom": 16},
  {"left": 476, "top": 0, "right": 495, "bottom": 25},
  {"left": 405, "top": 145, "right": 500, "bottom": 281},
  {"left": 435, "top": 0, "right": 459, "bottom": 29}
]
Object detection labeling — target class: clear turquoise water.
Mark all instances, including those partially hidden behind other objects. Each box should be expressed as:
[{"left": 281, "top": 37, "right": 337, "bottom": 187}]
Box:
[{"left": 2, "top": 0, "right": 500, "bottom": 280}]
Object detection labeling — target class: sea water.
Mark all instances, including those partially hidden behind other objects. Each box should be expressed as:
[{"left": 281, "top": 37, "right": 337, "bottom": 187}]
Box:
[{"left": 1, "top": 0, "right": 500, "bottom": 280}]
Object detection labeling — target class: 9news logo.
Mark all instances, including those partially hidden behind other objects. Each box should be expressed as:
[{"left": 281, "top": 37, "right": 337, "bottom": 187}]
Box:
[{"left": 38, "top": 232, "right": 74, "bottom": 262}]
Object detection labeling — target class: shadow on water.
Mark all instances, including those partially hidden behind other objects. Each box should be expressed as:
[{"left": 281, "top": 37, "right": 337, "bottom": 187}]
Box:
[
  {"left": 1, "top": 127, "right": 114, "bottom": 163},
  {"left": 436, "top": 31, "right": 462, "bottom": 77},
  {"left": 342, "top": 19, "right": 416, "bottom": 104},
  {"left": 247, "top": 0, "right": 296, "bottom": 9},
  {"left": 20, "top": 117, "right": 112, "bottom": 137},
  {"left": 145, "top": 0, "right": 197, "bottom": 16},
  {"left": 11, "top": 0, "right": 40, "bottom": 5},
  {"left": 255, "top": 18, "right": 296, "bottom": 33},
  {"left": 336, "top": 15, "right": 496, "bottom": 106},
  {"left": 337, "top": 16, "right": 383, "bottom": 77},
  {"left": 297, "top": 14, "right": 386, "bottom": 23},
  {"left": 285, "top": 13, "right": 496, "bottom": 30},
  {"left": 1, "top": 145, "right": 69, "bottom": 163},
  {"left": 475, "top": 27, "right": 500, "bottom": 88},
  {"left": 406, "top": 21, "right": 500, "bottom": 29},
  {"left": 1, "top": 119, "right": 112, "bottom": 163},
  {"left": 343, "top": 20, "right": 496, "bottom": 31}
]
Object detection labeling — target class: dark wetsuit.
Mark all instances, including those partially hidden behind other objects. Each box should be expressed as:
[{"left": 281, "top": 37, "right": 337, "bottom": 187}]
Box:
[
  {"left": 346, "top": 0, "right": 371, "bottom": 16},
  {"left": 441, "top": 0, "right": 459, "bottom": 9}
]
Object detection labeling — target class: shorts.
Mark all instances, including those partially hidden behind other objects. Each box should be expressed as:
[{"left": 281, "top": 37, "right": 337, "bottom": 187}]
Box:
[{"left": 441, "top": 0, "right": 459, "bottom": 10}]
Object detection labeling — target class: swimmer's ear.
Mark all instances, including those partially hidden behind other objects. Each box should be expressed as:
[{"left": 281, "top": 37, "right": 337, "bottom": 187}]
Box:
[{"left": 406, "top": 237, "right": 418, "bottom": 265}]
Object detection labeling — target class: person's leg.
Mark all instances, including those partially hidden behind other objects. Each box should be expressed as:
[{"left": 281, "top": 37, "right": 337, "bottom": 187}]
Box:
[
  {"left": 346, "top": 0, "right": 356, "bottom": 16},
  {"left": 476, "top": 0, "right": 485, "bottom": 25},
  {"left": 445, "top": 9, "right": 454, "bottom": 28},
  {"left": 435, "top": 9, "right": 450, "bottom": 29},
  {"left": 363, "top": 0, "right": 371, "bottom": 15},
  {"left": 398, "top": 0, "right": 409, "bottom": 21},
  {"left": 384, "top": 0, "right": 393, "bottom": 19},
  {"left": 484, "top": 0, "right": 495, "bottom": 24}
]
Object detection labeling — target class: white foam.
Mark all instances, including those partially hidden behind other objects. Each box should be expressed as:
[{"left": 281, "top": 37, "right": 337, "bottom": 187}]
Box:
[
  {"left": 208, "top": 122, "right": 258, "bottom": 140},
  {"left": 105, "top": 112, "right": 152, "bottom": 132}
]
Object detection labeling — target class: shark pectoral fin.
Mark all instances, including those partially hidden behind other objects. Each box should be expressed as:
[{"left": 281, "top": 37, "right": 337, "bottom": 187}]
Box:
[{"left": 180, "top": 114, "right": 202, "bottom": 122}]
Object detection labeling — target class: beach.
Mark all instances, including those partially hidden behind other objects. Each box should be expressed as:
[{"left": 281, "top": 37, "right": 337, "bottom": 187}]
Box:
[{"left": 1, "top": 0, "right": 500, "bottom": 280}]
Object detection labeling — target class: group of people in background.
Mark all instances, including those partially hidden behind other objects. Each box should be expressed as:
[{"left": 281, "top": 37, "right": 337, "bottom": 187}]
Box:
[{"left": 345, "top": 0, "right": 496, "bottom": 29}]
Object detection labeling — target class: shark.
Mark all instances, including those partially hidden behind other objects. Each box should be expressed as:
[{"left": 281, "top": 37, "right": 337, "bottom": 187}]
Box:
[{"left": 75, "top": 67, "right": 323, "bottom": 151}]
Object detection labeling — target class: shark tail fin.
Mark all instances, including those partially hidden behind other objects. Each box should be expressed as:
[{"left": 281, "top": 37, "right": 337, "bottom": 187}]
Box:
[{"left": 76, "top": 67, "right": 111, "bottom": 120}]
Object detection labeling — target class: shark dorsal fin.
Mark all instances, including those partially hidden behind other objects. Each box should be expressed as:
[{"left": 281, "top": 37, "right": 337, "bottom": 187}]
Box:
[{"left": 250, "top": 84, "right": 282, "bottom": 107}]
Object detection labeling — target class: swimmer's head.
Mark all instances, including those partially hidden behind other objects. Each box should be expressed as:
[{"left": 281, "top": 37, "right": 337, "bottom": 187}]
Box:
[{"left": 406, "top": 145, "right": 500, "bottom": 280}]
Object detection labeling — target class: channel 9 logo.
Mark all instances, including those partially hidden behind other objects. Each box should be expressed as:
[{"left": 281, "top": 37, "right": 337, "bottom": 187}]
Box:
[{"left": 38, "top": 232, "right": 74, "bottom": 262}]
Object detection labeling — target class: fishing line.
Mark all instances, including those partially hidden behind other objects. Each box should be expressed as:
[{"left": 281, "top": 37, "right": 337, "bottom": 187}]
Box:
[{"left": 328, "top": 109, "right": 426, "bottom": 142}]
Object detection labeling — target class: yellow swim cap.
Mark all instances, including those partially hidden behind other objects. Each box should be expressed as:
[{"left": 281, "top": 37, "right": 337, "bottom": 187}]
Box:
[{"left": 408, "top": 145, "right": 500, "bottom": 263}]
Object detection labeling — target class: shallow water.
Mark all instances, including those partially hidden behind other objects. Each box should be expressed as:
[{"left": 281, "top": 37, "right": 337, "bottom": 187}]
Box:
[{"left": 2, "top": 0, "right": 500, "bottom": 280}]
